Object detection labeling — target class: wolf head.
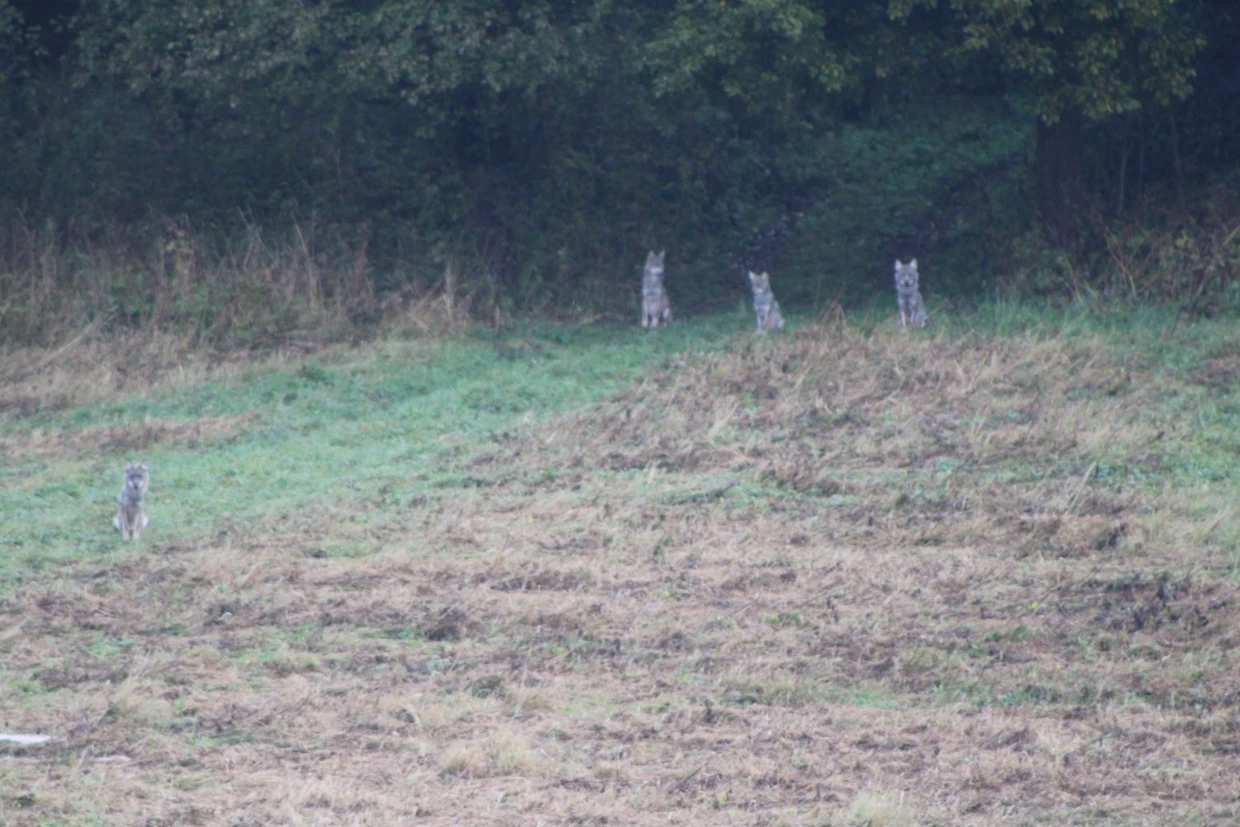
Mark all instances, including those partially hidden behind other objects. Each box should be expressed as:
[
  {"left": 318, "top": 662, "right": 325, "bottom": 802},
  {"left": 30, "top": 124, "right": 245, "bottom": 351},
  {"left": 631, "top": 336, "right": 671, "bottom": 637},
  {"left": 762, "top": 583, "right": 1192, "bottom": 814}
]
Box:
[
  {"left": 748, "top": 270, "right": 772, "bottom": 294},
  {"left": 894, "top": 259, "right": 919, "bottom": 292},
  {"left": 123, "top": 461, "right": 149, "bottom": 494},
  {"left": 644, "top": 250, "right": 665, "bottom": 281}
]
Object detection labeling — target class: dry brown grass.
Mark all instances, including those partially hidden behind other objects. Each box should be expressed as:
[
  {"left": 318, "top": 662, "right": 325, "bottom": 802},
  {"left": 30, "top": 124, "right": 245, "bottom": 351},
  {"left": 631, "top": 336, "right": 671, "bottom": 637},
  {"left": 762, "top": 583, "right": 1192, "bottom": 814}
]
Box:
[
  {"left": 0, "top": 327, "right": 315, "bottom": 419},
  {"left": 0, "top": 217, "right": 368, "bottom": 348},
  {"left": 0, "top": 217, "right": 485, "bottom": 423},
  {"left": 3, "top": 320, "right": 1239, "bottom": 825},
  {"left": 0, "top": 277, "right": 478, "bottom": 421},
  {"left": 0, "top": 413, "right": 260, "bottom": 464}
]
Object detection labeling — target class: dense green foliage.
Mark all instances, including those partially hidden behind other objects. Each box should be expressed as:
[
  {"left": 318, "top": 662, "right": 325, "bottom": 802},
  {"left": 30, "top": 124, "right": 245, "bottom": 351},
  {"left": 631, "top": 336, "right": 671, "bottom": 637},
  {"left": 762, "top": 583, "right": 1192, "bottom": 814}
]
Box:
[{"left": 0, "top": 1, "right": 1237, "bottom": 341}]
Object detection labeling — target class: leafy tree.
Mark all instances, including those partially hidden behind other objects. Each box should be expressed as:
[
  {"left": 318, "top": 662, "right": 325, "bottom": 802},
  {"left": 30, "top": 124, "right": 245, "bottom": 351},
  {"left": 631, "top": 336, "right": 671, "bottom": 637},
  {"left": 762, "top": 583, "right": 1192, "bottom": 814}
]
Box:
[
  {"left": 893, "top": 0, "right": 1205, "bottom": 248},
  {"left": 0, "top": 0, "right": 49, "bottom": 84}
]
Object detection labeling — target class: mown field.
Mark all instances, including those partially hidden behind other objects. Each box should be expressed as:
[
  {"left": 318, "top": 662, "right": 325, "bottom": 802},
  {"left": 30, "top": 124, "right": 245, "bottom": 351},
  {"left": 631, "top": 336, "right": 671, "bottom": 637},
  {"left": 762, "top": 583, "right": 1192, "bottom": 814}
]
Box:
[{"left": 2, "top": 304, "right": 1240, "bottom": 826}]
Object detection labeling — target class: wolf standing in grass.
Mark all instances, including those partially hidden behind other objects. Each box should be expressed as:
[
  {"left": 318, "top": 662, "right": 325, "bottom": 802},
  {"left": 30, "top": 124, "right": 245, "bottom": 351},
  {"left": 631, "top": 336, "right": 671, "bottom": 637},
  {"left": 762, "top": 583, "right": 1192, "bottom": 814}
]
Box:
[
  {"left": 641, "top": 250, "right": 672, "bottom": 328},
  {"left": 114, "top": 461, "right": 149, "bottom": 541},
  {"left": 894, "top": 259, "right": 927, "bottom": 329},
  {"left": 747, "top": 270, "right": 785, "bottom": 332}
]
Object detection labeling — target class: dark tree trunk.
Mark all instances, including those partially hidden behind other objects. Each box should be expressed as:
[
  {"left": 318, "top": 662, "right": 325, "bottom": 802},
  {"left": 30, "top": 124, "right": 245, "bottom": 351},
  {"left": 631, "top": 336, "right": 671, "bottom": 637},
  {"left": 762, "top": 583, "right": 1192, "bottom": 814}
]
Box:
[{"left": 1036, "top": 108, "right": 1086, "bottom": 253}]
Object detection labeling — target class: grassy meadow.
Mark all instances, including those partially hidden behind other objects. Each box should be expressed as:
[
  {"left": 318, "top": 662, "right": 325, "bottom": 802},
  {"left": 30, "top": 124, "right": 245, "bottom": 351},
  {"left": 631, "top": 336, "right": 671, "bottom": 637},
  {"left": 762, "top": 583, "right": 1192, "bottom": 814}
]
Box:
[{"left": 2, "top": 302, "right": 1240, "bottom": 825}]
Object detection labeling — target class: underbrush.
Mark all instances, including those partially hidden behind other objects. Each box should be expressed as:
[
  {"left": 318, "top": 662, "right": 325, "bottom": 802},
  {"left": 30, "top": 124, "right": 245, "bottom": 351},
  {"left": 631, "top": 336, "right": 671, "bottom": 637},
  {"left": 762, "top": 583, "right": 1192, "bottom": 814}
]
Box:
[
  {"left": 994, "top": 176, "right": 1240, "bottom": 312},
  {"left": 4, "top": 165, "right": 1240, "bottom": 355},
  {"left": 2, "top": 305, "right": 1240, "bottom": 825},
  {"left": 0, "top": 216, "right": 492, "bottom": 351}
]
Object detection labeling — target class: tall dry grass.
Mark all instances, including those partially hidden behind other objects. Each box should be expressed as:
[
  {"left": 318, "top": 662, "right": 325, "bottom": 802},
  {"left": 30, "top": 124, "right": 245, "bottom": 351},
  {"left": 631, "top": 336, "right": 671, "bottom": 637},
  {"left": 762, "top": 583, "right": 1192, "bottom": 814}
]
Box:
[
  {"left": 0, "top": 217, "right": 485, "bottom": 416},
  {"left": 0, "top": 215, "right": 480, "bottom": 346}
]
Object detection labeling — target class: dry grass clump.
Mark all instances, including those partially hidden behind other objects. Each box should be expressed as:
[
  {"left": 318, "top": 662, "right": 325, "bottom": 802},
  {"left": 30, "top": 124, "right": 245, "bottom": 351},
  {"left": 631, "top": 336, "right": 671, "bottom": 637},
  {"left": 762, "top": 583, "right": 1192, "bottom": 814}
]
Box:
[
  {"left": 0, "top": 217, "right": 365, "bottom": 346},
  {"left": 0, "top": 413, "right": 259, "bottom": 463},
  {"left": 0, "top": 242, "right": 479, "bottom": 421},
  {"left": 543, "top": 318, "right": 1154, "bottom": 478},
  {"left": 0, "top": 326, "right": 314, "bottom": 419},
  {"left": 0, "top": 314, "right": 475, "bottom": 423},
  {"left": 847, "top": 787, "right": 919, "bottom": 826},
  {"left": 520, "top": 319, "right": 1176, "bottom": 568},
  {"left": 3, "top": 317, "right": 1240, "bottom": 825}
]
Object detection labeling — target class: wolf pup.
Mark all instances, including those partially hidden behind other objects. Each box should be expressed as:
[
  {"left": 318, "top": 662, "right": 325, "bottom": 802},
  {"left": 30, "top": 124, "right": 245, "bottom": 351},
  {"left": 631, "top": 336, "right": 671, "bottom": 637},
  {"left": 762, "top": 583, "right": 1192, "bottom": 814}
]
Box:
[
  {"left": 641, "top": 250, "right": 672, "bottom": 328},
  {"left": 113, "top": 461, "right": 150, "bottom": 541},
  {"left": 747, "top": 270, "right": 785, "bottom": 332},
  {"left": 894, "top": 259, "right": 927, "bottom": 329}
]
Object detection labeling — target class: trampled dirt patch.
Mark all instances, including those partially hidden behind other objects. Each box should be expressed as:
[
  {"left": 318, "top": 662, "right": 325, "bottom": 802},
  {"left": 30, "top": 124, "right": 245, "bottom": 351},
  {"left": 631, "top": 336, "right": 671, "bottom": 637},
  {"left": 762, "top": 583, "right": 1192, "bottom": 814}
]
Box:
[
  {"left": 1193, "top": 340, "right": 1240, "bottom": 391},
  {"left": 3, "top": 321, "right": 1239, "bottom": 825}
]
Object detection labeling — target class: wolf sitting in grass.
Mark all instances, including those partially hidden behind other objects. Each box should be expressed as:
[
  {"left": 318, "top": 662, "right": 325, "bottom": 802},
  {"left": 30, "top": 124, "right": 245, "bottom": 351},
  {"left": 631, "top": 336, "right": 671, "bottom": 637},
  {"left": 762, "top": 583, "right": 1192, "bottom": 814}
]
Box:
[
  {"left": 747, "top": 270, "right": 785, "bottom": 332},
  {"left": 641, "top": 250, "right": 672, "bottom": 328},
  {"left": 894, "top": 259, "right": 927, "bottom": 329},
  {"left": 113, "top": 461, "right": 150, "bottom": 541}
]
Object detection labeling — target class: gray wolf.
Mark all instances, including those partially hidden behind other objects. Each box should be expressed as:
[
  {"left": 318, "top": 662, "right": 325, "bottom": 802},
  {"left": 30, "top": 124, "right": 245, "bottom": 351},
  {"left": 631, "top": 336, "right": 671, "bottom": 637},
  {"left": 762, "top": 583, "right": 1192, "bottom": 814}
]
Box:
[
  {"left": 641, "top": 251, "right": 672, "bottom": 328},
  {"left": 894, "top": 259, "right": 927, "bottom": 329},
  {"left": 747, "top": 270, "right": 785, "bottom": 332},
  {"left": 113, "top": 461, "right": 150, "bottom": 541}
]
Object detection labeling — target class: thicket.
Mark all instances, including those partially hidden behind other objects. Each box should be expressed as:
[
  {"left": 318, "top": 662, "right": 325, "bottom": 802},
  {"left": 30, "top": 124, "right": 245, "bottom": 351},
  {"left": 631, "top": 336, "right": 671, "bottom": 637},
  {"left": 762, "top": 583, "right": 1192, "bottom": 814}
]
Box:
[{"left": 1, "top": 0, "right": 1238, "bottom": 347}]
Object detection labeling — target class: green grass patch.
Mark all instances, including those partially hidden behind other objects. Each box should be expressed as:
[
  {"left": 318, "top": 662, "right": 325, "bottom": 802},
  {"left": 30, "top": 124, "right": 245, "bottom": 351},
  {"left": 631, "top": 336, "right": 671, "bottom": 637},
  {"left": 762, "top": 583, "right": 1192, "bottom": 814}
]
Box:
[{"left": 0, "top": 315, "right": 750, "bottom": 587}]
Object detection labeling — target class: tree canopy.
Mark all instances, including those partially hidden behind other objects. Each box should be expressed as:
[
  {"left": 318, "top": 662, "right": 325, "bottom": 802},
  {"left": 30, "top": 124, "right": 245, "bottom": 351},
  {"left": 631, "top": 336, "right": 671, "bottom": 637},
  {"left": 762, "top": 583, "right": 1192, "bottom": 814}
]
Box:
[{"left": 0, "top": 0, "right": 1234, "bottom": 325}]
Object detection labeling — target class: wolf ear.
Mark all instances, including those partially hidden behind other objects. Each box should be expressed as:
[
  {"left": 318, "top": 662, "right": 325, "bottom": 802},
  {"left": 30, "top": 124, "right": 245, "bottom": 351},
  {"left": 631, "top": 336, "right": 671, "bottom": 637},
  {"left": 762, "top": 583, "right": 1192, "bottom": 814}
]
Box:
[
  {"left": 747, "top": 270, "right": 756, "bottom": 281},
  {"left": 125, "top": 461, "right": 133, "bottom": 470},
  {"left": 762, "top": 271, "right": 770, "bottom": 279},
  {"left": 910, "top": 258, "right": 918, "bottom": 269},
  {"left": 658, "top": 250, "right": 665, "bottom": 259}
]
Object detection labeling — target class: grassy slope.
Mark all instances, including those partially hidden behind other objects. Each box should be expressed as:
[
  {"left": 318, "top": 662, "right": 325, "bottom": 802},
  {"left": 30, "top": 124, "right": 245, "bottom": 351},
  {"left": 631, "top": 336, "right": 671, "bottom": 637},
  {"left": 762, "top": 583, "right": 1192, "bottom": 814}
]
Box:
[
  {"left": 2, "top": 304, "right": 1240, "bottom": 826},
  {"left": 0, "top": 315, "right": 748, "bottom": 582}
]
